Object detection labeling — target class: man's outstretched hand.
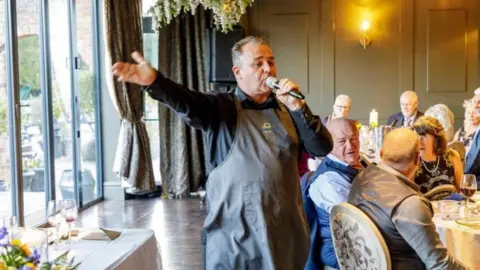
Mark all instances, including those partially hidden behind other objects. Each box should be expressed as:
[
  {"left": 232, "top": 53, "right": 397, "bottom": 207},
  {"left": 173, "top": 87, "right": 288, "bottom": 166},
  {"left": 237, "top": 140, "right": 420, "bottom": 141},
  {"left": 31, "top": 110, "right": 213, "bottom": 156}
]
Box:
[{"left": 112, "top": 51, "right": 157, "bottom": 86}]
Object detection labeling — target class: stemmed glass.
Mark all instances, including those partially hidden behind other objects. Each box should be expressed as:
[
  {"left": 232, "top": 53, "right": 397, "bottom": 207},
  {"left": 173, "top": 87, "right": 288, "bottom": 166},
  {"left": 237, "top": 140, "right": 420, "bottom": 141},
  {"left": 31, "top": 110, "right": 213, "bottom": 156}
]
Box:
[
  {"left": 461, "top": 174, "right": 477, "bottom": 218},
  {"left": 47, "top": 200, "right": 64, "bottom": 248},
  {"left": 1, "top": 216, "right": 18, "bottom": 241},
  {"left": 60, "top": 200, "right": 78, "bottom": 244}
]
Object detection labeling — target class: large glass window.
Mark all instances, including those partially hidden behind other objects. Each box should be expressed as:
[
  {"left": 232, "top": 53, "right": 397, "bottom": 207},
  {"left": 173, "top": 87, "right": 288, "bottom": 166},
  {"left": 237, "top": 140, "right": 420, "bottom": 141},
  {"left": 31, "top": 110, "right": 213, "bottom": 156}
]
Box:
[
  {"left": 76, "top": 0, "right": 99, "bottom": 205},
  {"left": 0, "top": 0, "right": 11, "bottom": 218},
  {"left": 16, "top": 1, "right": 47, "bottom": 226},
  {"left": 142, "top": 0, "right": 161, "bottom": 184},
  {"left": 0, "top": 0, "right": 103, "bottom": 226},
  {"left": 49, "top": 0, "right": 74, "bottom": 205}
]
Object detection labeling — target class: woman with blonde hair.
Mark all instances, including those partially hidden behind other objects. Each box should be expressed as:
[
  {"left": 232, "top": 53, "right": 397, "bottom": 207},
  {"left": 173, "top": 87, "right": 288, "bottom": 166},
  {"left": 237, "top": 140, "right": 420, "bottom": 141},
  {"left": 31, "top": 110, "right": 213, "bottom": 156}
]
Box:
[
  {"left": 413, "top": 116, "right": 463, "bottom": 194},
  {"left": 424, "top": 104, "right": 455, "bottom": 141},
  {"left": 453, "top": 96, "right": 480, "bottom": 151}
]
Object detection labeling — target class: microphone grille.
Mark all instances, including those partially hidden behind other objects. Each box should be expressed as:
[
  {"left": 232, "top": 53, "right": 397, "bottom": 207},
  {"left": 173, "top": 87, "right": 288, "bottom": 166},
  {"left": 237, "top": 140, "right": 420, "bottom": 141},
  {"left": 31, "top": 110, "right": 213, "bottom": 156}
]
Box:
[{"left": 265, "top": 77, "right": 277, "bottom": 88}]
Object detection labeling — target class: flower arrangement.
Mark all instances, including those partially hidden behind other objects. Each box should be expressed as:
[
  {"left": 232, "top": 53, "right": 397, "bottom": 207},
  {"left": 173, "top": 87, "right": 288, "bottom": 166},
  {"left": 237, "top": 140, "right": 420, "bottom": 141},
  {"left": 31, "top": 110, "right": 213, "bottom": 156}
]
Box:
[
  {"left": 39, "top": 251, "right": 80, "bottom": 270},
  {"left": 0, "top": 227, "right": 80, "bottom": 270},
  {"left": 148, "top": 0, "right": 255, "bottom": 33},
  {"left": 356, "top": 122, "right": 362, "bottom": 130}
]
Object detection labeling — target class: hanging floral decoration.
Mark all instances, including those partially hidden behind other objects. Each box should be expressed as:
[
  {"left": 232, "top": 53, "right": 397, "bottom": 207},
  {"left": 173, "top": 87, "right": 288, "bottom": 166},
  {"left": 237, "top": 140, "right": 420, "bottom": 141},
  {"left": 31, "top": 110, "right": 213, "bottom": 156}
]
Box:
[{"left": 148, "top": 0, "right": 255, "bottom": 33}]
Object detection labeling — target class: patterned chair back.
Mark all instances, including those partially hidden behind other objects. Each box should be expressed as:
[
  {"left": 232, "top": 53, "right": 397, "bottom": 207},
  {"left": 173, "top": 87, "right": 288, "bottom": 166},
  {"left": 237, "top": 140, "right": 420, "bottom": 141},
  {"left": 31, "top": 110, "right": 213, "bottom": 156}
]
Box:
[
  {"left": 330, "top": 203, "right": 391, "bottom": 270},
  {"left": 447, "top": 141, "right": 466, "bottom": 166}
]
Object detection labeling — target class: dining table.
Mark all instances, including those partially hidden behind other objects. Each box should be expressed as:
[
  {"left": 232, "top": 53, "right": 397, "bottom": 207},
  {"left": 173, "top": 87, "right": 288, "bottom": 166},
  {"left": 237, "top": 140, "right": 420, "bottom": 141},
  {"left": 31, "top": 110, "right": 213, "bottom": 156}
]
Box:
[
  {"left": 432, "top": 192, "right": 480, "bottom": 269},
  {"left": 18, "top": 227, "right": 162, "bottom": 270}
]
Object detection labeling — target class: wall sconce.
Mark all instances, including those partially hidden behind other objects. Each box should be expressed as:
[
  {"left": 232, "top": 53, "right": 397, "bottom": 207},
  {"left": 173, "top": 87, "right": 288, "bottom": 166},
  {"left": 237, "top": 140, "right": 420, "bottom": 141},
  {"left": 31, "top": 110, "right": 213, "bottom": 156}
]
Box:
[{"left": 360, "top": 20, "right": 372, "bottom": 49}]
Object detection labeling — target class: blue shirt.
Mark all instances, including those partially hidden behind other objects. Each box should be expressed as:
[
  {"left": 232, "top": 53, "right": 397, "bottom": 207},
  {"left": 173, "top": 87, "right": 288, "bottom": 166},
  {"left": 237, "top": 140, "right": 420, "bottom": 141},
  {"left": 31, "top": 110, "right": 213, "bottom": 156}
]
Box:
[{"left": 309, "top": 154, "right": 351, "bottom": 213}]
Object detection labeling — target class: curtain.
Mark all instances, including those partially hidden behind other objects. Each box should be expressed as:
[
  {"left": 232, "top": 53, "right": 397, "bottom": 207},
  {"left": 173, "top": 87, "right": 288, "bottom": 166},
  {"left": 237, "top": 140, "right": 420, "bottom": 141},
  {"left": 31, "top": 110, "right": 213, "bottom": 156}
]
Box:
[
  {"left": 157, "top": 8, "right": 209, "bottom": 198},
  {"left": 104, "top": 0, "right": 156, "bottom": 193}
]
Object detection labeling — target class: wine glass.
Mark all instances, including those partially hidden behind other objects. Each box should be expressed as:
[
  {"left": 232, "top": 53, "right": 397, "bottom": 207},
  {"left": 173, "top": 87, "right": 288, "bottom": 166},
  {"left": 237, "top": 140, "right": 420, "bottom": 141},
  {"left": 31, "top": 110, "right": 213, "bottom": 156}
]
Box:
[
  {"left": 461, "top": 174, "right": 477, "bottom": 218},
  {"left": 47, "top": 200, "right": 64, "bottom": 248},
  {"left": 60, "top": 200, "right": 78, "bottom": 244}
]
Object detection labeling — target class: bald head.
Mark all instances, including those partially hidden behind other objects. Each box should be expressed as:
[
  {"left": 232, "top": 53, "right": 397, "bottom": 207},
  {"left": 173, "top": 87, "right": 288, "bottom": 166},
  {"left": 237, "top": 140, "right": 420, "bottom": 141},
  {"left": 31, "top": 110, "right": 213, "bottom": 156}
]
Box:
[
  {"left": 327, "top": 119, "right": 359, "bottom": 165},
  {"left": 400, "top": 90, "right": 418, "bottom": 118},
  {"left": 381, "top": 128, "right": 420, "bottom": 179}
]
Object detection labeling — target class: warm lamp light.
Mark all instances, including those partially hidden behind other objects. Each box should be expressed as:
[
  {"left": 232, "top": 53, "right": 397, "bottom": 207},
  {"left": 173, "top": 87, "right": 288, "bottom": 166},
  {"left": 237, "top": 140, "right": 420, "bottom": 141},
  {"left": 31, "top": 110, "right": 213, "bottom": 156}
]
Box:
[
  {"left": 360, "top": 19, "right": 372, "bottom": 49},
  {"left": 360, "top": 20, "right": 370, "bottom": 31}
]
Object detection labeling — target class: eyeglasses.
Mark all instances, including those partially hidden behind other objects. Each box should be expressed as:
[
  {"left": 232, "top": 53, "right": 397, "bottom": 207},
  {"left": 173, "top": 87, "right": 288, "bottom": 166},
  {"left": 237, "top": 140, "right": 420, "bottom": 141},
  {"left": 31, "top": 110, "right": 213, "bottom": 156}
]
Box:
[{"left": 335, "top": 105, "right": 350, "bottom": 110}]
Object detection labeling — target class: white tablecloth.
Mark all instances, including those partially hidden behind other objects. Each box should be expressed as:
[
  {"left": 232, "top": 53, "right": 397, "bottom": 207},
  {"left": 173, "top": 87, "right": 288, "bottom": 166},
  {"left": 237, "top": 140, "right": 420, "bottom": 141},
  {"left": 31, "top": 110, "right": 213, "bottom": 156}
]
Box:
[
  {"left": 49, "top": 229, "right": 161, "bottom": 270},
  {"left": 434, "top": 217, "right": 480, "bottom": 269},
  {"left": 433, "top": 193, "right": 480, "bottom": 269}
]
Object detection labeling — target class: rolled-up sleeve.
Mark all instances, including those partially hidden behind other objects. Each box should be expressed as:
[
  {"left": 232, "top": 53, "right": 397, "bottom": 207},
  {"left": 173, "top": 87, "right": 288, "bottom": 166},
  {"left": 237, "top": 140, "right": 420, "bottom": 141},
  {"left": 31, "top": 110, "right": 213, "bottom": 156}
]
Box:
[
  {"left": 392, "top": 196, "right": 469, "bottom": 270},
  {"left": 289, "top": 104, "right": 333, "bottom": 157}
]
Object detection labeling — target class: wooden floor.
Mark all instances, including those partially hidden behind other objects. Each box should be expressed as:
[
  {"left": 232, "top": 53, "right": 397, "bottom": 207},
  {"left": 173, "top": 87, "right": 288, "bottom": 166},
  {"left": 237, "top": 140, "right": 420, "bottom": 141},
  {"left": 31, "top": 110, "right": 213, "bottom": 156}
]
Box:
[{"left": 76, "top": 198, "right": 206, "bottom": 270}]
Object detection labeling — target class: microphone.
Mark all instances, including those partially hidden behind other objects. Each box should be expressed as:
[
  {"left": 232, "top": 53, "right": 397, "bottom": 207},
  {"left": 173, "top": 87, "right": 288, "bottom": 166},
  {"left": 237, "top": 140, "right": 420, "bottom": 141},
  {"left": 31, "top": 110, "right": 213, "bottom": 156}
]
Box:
[
  {"left": 265, "top": 77, "right": 305, "bottom": 100},
  {"left": 390, "top": 119, "right": 397, "bottom": 127}
]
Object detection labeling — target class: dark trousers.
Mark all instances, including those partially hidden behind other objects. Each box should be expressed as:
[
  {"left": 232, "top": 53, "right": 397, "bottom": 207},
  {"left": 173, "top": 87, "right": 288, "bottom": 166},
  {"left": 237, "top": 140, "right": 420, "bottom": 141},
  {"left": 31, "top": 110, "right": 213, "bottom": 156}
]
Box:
[{"left": 202, "top": 227, "right": 207, "bottom": 269}]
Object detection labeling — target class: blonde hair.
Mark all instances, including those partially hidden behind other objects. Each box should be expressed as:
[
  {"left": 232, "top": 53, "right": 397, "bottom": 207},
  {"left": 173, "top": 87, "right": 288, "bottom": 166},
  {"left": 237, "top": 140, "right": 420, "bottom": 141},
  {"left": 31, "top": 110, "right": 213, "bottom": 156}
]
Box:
[
  {"left": 463, "top": 98, "right": 478, "bottom": 132},
  {"left": 424, "top": 104, "right": 454, "bottom": 141}
]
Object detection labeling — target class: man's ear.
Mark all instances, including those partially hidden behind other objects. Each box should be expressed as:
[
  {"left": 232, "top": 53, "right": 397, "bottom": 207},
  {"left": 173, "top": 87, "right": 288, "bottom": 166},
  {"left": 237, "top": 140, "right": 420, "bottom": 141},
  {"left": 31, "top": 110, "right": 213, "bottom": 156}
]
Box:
[
  {"left": 415, "top": 152, "right": 421, "bottom": 166},
  {"left": 379, "top": 149, "right": 384, "bottom": 159},
  {"left": 232, "top": 66, "right": 241, "bottom": 80}
]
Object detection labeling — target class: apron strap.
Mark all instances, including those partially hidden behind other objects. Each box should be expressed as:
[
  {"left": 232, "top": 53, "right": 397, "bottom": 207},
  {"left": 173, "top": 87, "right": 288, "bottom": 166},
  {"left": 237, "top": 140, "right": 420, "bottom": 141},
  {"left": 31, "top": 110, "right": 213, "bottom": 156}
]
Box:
[{"left": 234, "top": 88, "right": 244, "bottom": 113}]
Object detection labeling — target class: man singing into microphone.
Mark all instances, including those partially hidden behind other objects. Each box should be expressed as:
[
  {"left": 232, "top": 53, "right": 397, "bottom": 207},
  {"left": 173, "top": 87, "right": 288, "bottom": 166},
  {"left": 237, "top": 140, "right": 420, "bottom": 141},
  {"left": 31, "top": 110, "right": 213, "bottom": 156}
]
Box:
[{"left": 112, "top": 36, "right": 333, "bottom": 269}]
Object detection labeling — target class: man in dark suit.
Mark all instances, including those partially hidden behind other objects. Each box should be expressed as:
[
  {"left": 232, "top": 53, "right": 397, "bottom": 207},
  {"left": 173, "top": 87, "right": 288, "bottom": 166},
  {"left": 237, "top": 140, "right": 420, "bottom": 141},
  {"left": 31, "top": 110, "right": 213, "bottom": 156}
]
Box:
[
  {"left": 387, "top": 90, "right": 423, "bottom": 128},
  {"left": 322, "top": 94, "right": 351, "bottom": 125}
]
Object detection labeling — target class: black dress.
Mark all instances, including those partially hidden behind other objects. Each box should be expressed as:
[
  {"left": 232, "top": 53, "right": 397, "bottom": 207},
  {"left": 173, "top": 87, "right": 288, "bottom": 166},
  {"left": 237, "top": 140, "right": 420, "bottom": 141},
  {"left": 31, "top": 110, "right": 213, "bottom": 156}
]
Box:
[{"left": 415, "top": 149, "right": 455, "bottom": 194}]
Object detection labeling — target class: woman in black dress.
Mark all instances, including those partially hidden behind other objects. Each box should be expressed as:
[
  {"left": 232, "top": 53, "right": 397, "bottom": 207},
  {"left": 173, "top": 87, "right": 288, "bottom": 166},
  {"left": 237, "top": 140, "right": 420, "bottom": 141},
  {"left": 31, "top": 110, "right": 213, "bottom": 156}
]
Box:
[{"left": 413, "top": 116, "right": 463, "bottom": 194}]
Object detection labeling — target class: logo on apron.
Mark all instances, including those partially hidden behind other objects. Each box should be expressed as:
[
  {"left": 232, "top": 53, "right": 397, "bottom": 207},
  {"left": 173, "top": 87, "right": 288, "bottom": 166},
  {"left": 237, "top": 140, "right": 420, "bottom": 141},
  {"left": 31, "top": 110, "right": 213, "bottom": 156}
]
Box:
[
  {"left": 262, "top": 122, "right": 276, "bottom": 142},
  {"left": 262, "top": 122, "right": 272, "bottom": 133}
]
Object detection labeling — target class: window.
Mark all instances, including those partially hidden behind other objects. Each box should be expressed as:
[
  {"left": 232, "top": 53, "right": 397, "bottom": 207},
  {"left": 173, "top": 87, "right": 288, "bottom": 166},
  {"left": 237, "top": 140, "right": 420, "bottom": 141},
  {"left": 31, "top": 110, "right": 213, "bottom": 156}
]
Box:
[
  {"left": 0, "top": 0, "right": 103, "bottom": 226},
  {"left": 142, "top": 1, "right": 161, "bottom": 185},
  {"left": 16, "top": 2, "right": 47, "bottom": 224},
  {"left": 0, "top": 0, "right": 11, "bottom": 219}
]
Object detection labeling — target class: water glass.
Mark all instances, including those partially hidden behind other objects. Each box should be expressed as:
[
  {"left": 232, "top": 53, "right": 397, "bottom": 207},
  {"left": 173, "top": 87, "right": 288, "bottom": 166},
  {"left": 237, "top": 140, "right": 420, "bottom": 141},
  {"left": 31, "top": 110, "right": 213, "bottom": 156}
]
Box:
[
  {"left": 438, "top": 200, "right": 459, "bottom": 221},
  {"left": 47, "top": 200, "right": 64, "bottom": 248}
]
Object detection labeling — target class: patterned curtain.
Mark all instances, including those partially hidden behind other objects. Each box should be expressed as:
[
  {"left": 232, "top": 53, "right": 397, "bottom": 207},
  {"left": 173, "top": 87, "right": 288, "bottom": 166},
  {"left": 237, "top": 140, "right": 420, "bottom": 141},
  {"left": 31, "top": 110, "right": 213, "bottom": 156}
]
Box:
[
  {"left": 104, "top": 0, "right": 156, "bottom": 193},
  {"left": 157, "top": 8, "right": 209, "bottom": 198}
]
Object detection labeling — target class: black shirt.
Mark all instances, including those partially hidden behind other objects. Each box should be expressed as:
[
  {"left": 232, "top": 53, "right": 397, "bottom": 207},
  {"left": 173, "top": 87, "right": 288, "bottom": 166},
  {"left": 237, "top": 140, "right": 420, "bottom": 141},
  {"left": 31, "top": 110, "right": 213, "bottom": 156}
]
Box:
[{"left": 145, "top": 72, "right": 333, "bottom": 173}]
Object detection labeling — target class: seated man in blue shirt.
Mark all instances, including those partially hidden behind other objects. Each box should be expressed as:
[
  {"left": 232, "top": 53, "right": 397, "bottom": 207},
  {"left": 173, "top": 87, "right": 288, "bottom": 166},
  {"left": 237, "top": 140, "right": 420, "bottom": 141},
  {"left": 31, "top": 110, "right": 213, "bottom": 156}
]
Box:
[{"left": 304, "top": 118, "right": 363, "bottom": 269}]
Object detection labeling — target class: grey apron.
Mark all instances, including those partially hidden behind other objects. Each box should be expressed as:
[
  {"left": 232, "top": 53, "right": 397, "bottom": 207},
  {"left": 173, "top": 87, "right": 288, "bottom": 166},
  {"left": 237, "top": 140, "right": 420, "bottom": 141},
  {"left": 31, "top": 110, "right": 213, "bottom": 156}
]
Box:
[{"left": 204, "top": 91, "right": 310, "bottom": 269}]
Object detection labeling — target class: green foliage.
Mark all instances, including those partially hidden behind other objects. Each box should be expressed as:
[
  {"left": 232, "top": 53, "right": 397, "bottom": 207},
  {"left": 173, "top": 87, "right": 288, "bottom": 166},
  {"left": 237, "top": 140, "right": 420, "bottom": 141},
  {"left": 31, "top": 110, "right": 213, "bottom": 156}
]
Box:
[
  {"left": 23, "top": 155, "right": 44, "bottom": 170},
  {"left": 0, "top": 34, "right": 96, "bottom": 135},
  {"left": 0, "top": 96, "right": 7, "bottom": 135},
  {"left": 19, "top": 35, "right": 42, "bottom": 90},
  {"left": 148, "top": 0, "right": 254, "bottom": 33},
  {"left": 39, "top": 250, "right": 81, "bottom": 270},
  {"left": 0, "top": 35, "right": 41, "bottom": 135},
  {"left": 78, "top": 70, "right": 95, "bottom": 118}
]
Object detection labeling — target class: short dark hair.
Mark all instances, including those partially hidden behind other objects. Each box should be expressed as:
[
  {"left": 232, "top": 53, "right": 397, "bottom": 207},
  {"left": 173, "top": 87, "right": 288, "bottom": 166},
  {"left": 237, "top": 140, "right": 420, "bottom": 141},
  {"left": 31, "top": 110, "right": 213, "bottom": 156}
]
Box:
[{"left": 231, "top": 36, "right": 269, "bottom": 66}]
